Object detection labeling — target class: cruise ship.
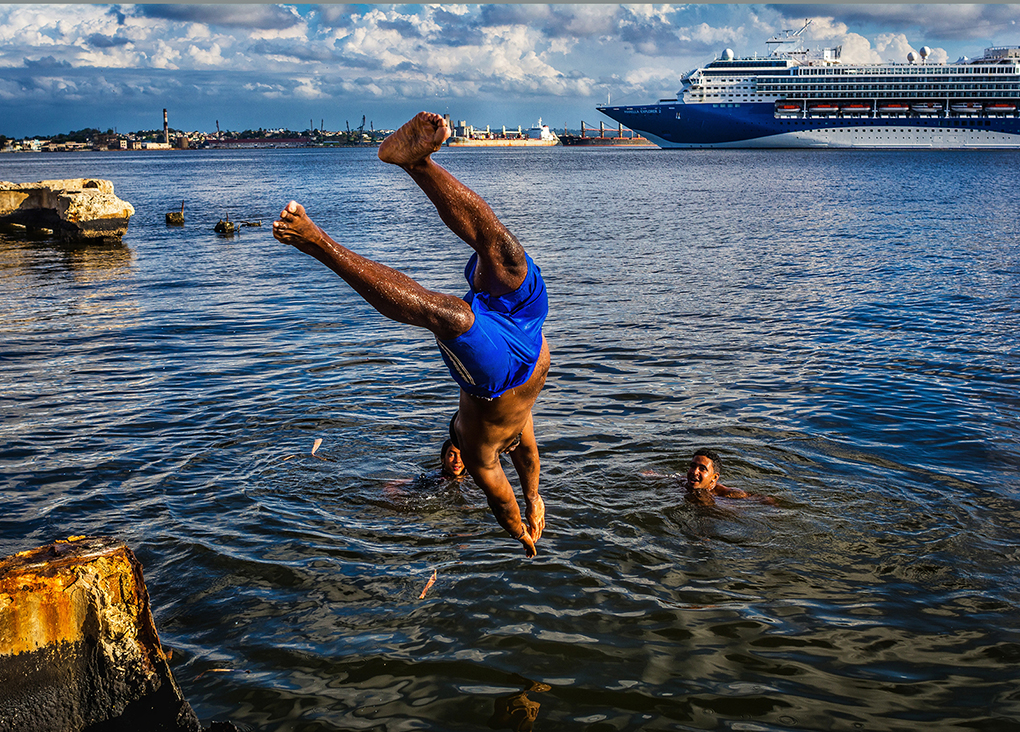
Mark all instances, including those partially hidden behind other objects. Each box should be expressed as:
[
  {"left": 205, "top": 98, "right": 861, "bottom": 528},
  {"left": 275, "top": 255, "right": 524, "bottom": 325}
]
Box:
[{"left": 597, "top": 21, "right": 1020, "bottom": 148}]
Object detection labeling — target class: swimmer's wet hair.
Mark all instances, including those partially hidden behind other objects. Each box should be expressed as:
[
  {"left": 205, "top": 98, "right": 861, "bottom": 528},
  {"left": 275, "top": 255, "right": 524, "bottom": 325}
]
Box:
[
  {"left": 693, "top": 448, "right": 722, "bottom": 475},
  {"left": 441, "top": 439, "right": 454, "bottom": 461}
]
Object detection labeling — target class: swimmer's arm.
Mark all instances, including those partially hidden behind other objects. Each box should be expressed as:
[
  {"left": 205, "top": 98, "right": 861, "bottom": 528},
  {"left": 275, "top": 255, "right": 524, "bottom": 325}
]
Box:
[
  {"left": 509, "top": 413, "right": 544, "bottom": 543},
  {"left": 468, "top": 457, "right": 537, "bottom": 558},
  {"left": 382, "top": 477, "right": 411, "bottom": 499},
  {"left": 713, "top": 485, "right": 777, "bottom": 504},
  {"left": 714, "top": 484, "right": 748, "bottom": 499}
]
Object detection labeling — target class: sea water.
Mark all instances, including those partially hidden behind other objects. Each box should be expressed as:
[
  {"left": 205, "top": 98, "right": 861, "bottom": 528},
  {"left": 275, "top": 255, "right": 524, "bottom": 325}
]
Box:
[{"left": 2, "top": 146, "right": 1019, "bottom": 731}]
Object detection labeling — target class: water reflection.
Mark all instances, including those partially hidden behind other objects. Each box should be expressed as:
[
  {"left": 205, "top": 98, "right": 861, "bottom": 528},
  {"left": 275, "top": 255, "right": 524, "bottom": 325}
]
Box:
[
  {"left": 488, "top": 678, "right": 551, "bottom": 732},
  {"left": 3, "top": 148, "right": 1020, "bottom": 731},
  {"left": 0, "top": 232, "right": 133, "bottom": 283}
]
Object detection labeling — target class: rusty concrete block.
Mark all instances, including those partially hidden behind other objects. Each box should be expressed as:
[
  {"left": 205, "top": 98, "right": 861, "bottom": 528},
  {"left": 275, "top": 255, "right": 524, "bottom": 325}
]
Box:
[{"left": 0, "top": 536, "right": 202, "bottom": 732}]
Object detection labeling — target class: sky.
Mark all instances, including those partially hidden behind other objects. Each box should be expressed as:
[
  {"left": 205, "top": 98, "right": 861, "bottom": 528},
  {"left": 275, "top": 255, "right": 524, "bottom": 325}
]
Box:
[{"left": 2, "top": 3, "right": 1020, "bottom": 138}]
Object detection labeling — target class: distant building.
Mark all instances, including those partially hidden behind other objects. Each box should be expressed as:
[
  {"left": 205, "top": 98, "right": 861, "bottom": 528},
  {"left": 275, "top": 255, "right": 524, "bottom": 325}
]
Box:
[
  {"left": 43, "top": 141, "right": 89, "bottom": 152},
  {"left": 94, "top": 134, "right": 124, "bottom": 151},
  {"left": 3, "top": 139, "right": 43, "bottom": 152},
  {"left": 205, "top": 137, "right": 311, "bottom": 149}
]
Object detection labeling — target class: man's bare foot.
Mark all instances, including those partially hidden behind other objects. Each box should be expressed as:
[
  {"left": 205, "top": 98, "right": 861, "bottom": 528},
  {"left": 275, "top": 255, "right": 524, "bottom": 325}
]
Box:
[
  {"left": 273, "top": 201, "right": 328, "bottom": 255},
  {"left": 378, "top": 112, "right": 450, "bottom": 167}
]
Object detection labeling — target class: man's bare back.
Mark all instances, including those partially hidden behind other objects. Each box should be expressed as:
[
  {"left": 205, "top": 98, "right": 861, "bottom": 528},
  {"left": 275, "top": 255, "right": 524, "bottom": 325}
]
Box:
[{"left": 274, "top": 112, "right": 550, "bottom": 557}]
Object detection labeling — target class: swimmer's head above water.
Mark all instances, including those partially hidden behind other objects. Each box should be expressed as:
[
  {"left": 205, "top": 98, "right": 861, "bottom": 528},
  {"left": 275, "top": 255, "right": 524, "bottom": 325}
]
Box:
[
  {"left": 441, "top": 438, "right": 466, "bottom": 479},
  {"left": 686, "top": 448, "right": 721, "bottom": 493}
]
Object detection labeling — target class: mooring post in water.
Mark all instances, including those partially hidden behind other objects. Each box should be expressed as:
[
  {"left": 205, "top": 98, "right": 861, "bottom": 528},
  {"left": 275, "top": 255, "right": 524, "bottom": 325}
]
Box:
[
  {"left": 166, "top": 201, "right": 185, "bottom": 226},
  {"left": 0, "top": 536, "right": 203, "bottom": 732}
]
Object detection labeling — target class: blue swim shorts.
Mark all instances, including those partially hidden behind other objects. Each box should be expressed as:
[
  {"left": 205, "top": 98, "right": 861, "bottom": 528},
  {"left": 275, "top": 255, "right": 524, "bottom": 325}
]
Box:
[{"left": 436, "top": 252, "right": 548, "bottom": 399}]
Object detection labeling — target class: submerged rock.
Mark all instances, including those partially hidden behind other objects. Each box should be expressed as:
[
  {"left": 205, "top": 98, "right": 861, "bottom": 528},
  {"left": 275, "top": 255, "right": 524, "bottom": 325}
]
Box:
[{"left": 0, "top": 179, "right": 135, "bottom": 243}]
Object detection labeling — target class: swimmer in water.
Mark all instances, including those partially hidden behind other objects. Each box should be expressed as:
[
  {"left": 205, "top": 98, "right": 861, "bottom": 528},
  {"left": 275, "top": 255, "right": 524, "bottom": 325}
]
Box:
[
  {"left": 400, "top": 440, "right": 468, "bottom": 494},
  {"left": 273, "top": 112, "right": 550, "bottom": 557},
  {"left": 685, "top": 448, "right": 736, "bottom": 505},
  {"left": 439, "top": 439, "right": 467, "bottom": 481},
  {"left": 405, "top": 442, "right": 469, "bottom": 493},
  {"left": 684, "top": 448, "right": 780, "bottom": 506}
]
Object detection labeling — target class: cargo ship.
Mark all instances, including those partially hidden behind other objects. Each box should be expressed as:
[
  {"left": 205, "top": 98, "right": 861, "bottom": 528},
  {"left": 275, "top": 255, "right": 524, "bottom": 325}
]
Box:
[
  {"left": 447, "top": 119, "right": 560, "bottom": 147},
  {"left": 559, "top": 121, "right": 656, "bottom": 147},
  {"left": 597, "top": 20, "right": 1020, "bottom": 149}
]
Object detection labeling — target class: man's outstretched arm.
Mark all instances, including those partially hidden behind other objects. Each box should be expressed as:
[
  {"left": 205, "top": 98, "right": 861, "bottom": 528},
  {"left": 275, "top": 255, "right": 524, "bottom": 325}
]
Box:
[
  {"left": 509, "top": 413, "right": 544, "bottom": 544},
  {"left": 466, "top": 457, "right": 537, "bottom": 558}
]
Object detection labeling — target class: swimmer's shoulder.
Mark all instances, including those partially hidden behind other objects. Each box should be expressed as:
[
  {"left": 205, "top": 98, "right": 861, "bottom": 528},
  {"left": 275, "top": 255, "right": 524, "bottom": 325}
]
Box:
[{"left": 714, "top": 484, "right": 746, "bottom": 498}]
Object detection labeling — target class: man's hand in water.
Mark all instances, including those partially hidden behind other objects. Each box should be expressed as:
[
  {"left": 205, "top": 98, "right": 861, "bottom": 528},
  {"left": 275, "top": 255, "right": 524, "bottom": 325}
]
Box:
[
  {"left": 516, "top": 497, "right": 544, "bottom": 558},
  {"left": 519, "top": 530, "right": 537, "bottom": 558},
  {"left": 510, "top": 416, "right": 544, "bottom": 556},
  {"left": 470, "top": 459, "right": 542, "bottom": 558},
  {"left": 526, "top": 494, "right": 545, "bottom": 543}
]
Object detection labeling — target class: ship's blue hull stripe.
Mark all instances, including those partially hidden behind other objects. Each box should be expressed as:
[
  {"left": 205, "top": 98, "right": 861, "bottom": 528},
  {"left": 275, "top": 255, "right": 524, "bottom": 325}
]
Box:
[{"left": 600, "top": 102, "right": 1020, "bottom": 148}]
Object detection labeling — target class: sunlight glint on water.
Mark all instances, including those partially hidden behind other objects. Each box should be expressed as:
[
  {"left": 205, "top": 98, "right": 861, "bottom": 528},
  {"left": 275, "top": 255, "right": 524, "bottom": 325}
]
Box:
[{"left": 2, "top": 146, "right": 1019, "bottom": 731}]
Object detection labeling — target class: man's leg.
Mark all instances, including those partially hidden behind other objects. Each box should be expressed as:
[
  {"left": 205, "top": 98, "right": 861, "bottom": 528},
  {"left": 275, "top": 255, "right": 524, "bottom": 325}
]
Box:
[
  {"left": 272, "top": 201, "right": 473, "bottom": 341},
  {"left": 379, "top": 112, "right": 528, "bottom": 298}
]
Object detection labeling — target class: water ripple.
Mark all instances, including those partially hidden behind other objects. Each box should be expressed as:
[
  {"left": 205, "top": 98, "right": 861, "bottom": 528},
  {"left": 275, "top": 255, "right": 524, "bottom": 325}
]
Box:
[{"left": 2, "top": 148, "right": 1019, "bottom": 730}]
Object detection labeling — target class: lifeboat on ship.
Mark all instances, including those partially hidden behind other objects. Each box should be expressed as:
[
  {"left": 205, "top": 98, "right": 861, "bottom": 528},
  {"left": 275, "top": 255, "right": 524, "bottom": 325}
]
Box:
[
  {"left": 911, "top": 102, "right": 943, "bottom": 115},
  {"left": 951, "top": 102, "right": 983, "bottom": 115},
  {"left": 985, "top": 103, "right": 1017, "bottom": 115},
  {"left": 774, "top": 102, "right": 803, "bottom": 116},
  {"left": 808, "top": 103, "right": 840, "bottom": 116},
  {"left": 878, "top": 103, "right": 910, "bottom": 115},
  {"left": 841, "top": 103, "right": 871, "bottom": 116}
]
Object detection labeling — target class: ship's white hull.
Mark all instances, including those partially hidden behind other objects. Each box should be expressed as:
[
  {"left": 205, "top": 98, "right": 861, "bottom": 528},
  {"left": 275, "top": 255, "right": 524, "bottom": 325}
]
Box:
[{"left": 645, "top": 125, "right": 1020, "bottom": 149}]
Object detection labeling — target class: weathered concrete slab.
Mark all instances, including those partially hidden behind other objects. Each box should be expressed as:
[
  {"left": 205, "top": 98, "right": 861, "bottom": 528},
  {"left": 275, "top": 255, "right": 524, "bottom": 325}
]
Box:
[
  {"left": 0, "top": 536, "right": 202, "bottom": 732},
  {"left": 0, "top": 180, "right": 134, "bottom": 243}
]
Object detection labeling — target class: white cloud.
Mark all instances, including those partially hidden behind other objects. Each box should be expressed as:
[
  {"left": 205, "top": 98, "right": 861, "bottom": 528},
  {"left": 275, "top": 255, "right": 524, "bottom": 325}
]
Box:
[
  {"left": 677, "top": 22, "right": 742, "bottom": 52},
  {"left": 624, "top": 66, "right": 681, "bottom": 88},
  {"left": 187, "top": 43, "right": 225, "bottom": 67},
  {"left": 1, "top": 4, "right": 1017, "bottom": 137},
  {"left": 148, "top": 40, "right": 181, "bottom": 70},
  {"left": 186, "top": 24, "right": 212, "bottom": 41},
  {"left": 561, "top": 5, "right": 622, "bottom": 36},
  {"left": 803, "top": 16, "right": 851, "bottom": 41},
  {"left": 837, "top": 33, "right": 883, "bottom": 65},
  {"left": 875, "top": 33, "right": 916, "bottom": 64},
  {"left": 291, "top": 78, "right": 326, "bottom": 100}
]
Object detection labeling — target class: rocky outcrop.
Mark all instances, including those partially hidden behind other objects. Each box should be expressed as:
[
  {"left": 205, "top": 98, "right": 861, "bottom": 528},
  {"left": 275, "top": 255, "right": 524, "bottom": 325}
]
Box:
[
  {"left": 0, "top": 536, "right": 202, "bottom": 732},
  {"left": 0, "top": 179, "right": 135, "bottom": 243}
]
